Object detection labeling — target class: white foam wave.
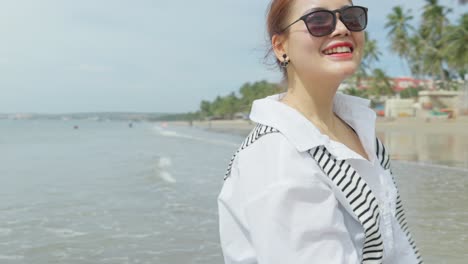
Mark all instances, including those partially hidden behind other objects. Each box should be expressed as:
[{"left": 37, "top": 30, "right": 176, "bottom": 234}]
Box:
[
  {"left": 160, "top": 130, "right": 179, "bottom": 137},
  {"left": 46, "top": 228, "right": 87, "bottom": 238},
  {"left": 100, "top": 257, "right": 129, "bottom": 262},
  {"left": 5, "top": 220, "right": 21, "bottom": 225},
  {"left": 159, "top": 171, "right": 176, "bottom": 183},
  {"left": 153, "top": 126, "right": 238, "bottom": 147},
  {"left": 0, "top": 255, "right": 24, "bottom": 260},
  {"left": 111, "top": 233, "right": 151, "bottom": 239},
  {"left": 144, "top": 156, "right": 176, "bottom": 183},
  {"left": 158, "top": 157, "right": 172, "bottom": 168}
]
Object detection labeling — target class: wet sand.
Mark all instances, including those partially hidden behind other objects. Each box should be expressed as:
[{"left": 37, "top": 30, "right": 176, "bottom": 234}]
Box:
[
  {"left": 170, "top": 117, "right": 468, "bottom": 168},
  {"left": 169, "top": 116, "right": 468, "bottom": 137}
]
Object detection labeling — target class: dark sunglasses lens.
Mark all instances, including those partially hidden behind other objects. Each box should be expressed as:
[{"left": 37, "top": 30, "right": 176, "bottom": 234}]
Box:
[
  {"left": 341, "top": 7, "right": 367, "bottom": 31},
  {"left": 305, "top": 11, "right": 334, "bottom": 36}
]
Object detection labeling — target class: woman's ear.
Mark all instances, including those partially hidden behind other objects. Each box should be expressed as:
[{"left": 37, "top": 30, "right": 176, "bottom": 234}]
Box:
[{"left": 272, "top": 34, "right": 288, "bottom": 61}]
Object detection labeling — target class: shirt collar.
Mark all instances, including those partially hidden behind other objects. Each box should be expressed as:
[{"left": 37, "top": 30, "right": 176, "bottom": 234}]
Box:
[{"left": 249, "top": 92, "right": 377, "bottom": 161}]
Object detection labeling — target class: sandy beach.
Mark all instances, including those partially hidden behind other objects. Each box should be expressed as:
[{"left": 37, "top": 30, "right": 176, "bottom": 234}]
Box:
[{"left": 169, "top": 117, "right": 468, "bottom": 169}]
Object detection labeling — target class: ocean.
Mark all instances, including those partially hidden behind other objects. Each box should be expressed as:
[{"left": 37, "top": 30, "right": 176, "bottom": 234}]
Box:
[{"left": 1, "top": 120, "right": 467, "bottom": 263}]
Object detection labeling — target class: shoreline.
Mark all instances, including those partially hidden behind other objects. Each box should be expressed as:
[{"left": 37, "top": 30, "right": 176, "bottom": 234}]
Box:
[
  {"left": 168, "top": 118, "right": 468, "bottom": 170},
  {"left": 168, "top": 117, "right": 468, "bottom": 137}
]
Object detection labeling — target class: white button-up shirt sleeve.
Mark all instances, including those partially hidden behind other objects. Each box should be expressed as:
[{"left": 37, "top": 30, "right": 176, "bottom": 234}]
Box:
[
  {"left": 243, "top": 180, "right": 361, "bottom": 264},
  {"left": 219, "top": 133, "right": 361, "bottom": 264}
]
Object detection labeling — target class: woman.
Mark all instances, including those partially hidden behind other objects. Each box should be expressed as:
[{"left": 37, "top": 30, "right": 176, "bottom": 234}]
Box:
[{"left": 218, "top": 0, "right": 423, "bottom": 263}]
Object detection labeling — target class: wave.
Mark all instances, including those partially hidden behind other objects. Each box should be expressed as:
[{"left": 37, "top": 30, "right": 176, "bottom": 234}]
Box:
[
  {"left": 157, "top": 156, "right": 172, "bottom": 168},
  {"left": 142, "top": 156, "right": 176, "bottom": 184},
  {"left": 152, "top": 126, "right": 238, "bottom": 147},
  {"left": 45, "top": 228, "right": 87, "bottom": 238},
  {"left": 111, "top": 233, "right": 152, "bottom": 239},
  {"left": 0, "top": 255, "right": 24, "bottom": 260},
  {"left": 159, "top": 171, "right": 176, "bottom": 183},
  {"left": 155, "top": 156, "right": 175, "bottom": 183}
]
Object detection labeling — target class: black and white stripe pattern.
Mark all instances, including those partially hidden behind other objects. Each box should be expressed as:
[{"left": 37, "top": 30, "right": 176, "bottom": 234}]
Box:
[
  {"left": 224, "top": 124, "right": 279, "bottom": 180},
  {"left": 375, "top": 137, "right": 391, "bottom": 170},
  {"left": 375, "top": 138, "right": 424, "bottom": 264},
  {"left": 309, "top": 146, "right": 384, "bottom": 263}
]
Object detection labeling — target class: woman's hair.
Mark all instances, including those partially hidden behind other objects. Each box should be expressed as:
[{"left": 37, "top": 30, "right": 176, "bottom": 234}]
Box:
[
  {"left": 265, "top": 0, "right": 295, "bottom": 80},
  {"left": 264, "top": 0, "right": 354, "bottom": 81}
]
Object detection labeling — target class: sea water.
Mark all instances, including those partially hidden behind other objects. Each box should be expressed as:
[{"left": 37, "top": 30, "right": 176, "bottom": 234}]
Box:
[{"left": 0, "top": 120, "right": 466, "bottom": 263}]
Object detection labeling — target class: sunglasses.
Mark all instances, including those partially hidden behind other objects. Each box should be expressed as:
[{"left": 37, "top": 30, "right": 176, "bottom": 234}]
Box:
[{"left": 280, "top": 6, "right": 368, "bottom": 37}]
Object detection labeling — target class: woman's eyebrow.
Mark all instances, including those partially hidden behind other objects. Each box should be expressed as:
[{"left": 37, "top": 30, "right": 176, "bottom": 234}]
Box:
[
  {"left": 301, "top": 5, "right": 352, "bottom": 16},
  {"left": 301, "top": 7, "right": 325, "bottom": 16}
]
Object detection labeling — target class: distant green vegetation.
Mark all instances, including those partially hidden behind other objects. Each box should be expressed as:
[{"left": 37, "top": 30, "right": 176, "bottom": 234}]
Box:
[
  {"left": 199, "top": 81, "right": 283, "bottom": 120},
  {"left": 158, "top": 81, "right": 282, "bottom": 121},
  {"left": 165, "top": 0, "right": 466, "bottom": 121},
  {"left": 399, "top": 87, "right": 424, "bottom": 99}
]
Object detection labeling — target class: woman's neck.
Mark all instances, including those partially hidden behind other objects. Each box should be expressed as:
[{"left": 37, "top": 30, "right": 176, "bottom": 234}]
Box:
[{"left": 280, "top": 76, "right": 343, "bottom": 135}]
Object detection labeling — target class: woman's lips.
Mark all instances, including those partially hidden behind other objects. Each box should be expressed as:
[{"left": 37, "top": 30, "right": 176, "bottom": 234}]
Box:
[
  {"left": 322, "top": 42, "right": 354, "bottom": 59},
  {"left": 322, "top": 45, "right": 354, "bottom": 59},
  {"left": 325, "top": 52, "right": 353, "bottom": 59}
]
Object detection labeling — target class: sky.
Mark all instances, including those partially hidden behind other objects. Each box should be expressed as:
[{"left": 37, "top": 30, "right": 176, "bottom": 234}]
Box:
[{"left": 0, "top": 0, "right": 466, "bottom": 113}]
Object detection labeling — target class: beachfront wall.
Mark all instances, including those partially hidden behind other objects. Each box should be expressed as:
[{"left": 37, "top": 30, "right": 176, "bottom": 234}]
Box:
[
  {"left": 379, "top": 130, "right": 468, "bottom": 168},
  {"left": 385, "top": 99, "right": 415, "bottom": 118},
  {"left": 419, "top": 91, "right": 464, "bottom": 117}
]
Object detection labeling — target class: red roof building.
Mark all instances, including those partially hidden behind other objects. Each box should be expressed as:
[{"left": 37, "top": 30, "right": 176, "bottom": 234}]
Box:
[{"left": 356, "top": 77, "right": 434, "bottom": 92}]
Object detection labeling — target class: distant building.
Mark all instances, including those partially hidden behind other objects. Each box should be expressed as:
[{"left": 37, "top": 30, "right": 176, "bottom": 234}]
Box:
[
  {"left": 356, "top": 77, "right": 435, "bottom": 92},
  {"left": 390, "top": 77, "right": 434, "bottom": 92}
]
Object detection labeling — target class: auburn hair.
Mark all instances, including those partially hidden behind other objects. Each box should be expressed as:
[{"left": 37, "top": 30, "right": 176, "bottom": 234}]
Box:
[{"left": 265, "top": 0, "right": 295, "bottom": 80}]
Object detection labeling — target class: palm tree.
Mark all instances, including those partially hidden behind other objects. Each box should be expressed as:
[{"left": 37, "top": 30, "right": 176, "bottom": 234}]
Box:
[
  {"left": 200, "top": 100, "right": 212, "bottom": 119},
  {"left": 421, "top": 0, "right": 452, "bottom": 39},
  {"left": 343, "top": 87, "right": 368, "bottom": 98},
  {"left": 385, "top": 6, "right": 414, "bottom": 59},
  {"left": 369, "top": 68, "right": 394, "bottom": 98},
  {"left": 419, "top": 0, "right": 452, "bottom": 86},
  {"left": 443, "top": 14, "right": 468, "bottom": 79},
  {"left": 361, "top": 32, "right": 381, "bottom": 74},
  {"left": 351, "top": 32, "right": 381, "bottom": 91},
  {"left": 354, "top": 32, "right": 381, "bottom": 87},
  {"left": 407, "top": 36, "right": 426, "bottom": 81}
]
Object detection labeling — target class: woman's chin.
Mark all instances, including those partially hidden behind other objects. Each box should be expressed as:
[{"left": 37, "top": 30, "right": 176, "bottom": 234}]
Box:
[{"left": 328, "top": 63, "right": 359, "bottom": 78}]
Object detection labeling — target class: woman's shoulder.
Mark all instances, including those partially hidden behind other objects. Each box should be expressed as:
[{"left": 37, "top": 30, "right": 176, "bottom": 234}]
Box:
[
  {"left": 229, "top": 124, "right": 325, "bottom": 187},
  {"left": 234, "top": 123, "right": 299, "bottom": 163}
]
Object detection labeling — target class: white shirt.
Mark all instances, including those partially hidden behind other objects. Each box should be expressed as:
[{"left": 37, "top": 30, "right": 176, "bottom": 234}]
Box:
[{"left": 218, "top": 93, "right": 420, "bottom": 264}]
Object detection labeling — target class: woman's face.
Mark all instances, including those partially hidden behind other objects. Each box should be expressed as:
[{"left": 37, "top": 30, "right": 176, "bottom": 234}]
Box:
[{"left": 284, "top": 0, "right": 365, "bottom": 81}]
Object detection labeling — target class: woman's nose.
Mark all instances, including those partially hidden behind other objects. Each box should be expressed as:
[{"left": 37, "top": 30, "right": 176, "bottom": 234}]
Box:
[{"left": 331, "top": 15, "right": 350, "bottom": 37}]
